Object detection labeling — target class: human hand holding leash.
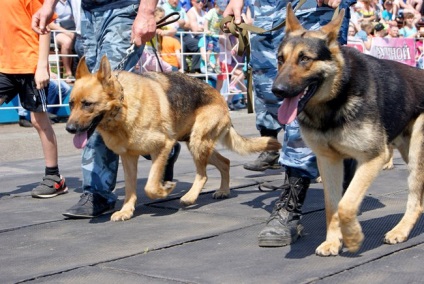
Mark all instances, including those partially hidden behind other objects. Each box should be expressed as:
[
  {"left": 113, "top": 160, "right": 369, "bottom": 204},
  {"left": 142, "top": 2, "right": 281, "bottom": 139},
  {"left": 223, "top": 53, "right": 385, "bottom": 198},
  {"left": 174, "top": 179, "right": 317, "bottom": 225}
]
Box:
[
  {"left": 131, "top": 0, "right": 158, "bottom": 46},
  {"left": 31, "top": 0, "right": 58, "bottom": 34},
  {"left": 223, "top": 0, "right": 244, "bottom": 25}
]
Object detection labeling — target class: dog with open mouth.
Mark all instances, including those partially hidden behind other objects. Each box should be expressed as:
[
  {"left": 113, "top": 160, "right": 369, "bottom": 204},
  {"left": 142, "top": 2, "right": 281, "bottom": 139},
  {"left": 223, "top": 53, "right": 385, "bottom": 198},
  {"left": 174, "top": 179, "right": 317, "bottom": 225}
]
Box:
[
  {"left": 272, "top": 4, "right": 424, "bottom": 256},
  {"left": 66, "top": 56, "right": 281, "bottom": 222}
]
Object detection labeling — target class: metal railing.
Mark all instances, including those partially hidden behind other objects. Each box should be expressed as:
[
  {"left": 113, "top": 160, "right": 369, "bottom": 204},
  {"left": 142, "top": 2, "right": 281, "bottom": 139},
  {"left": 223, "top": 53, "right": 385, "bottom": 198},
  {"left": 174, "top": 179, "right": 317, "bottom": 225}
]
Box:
[{"left": 0, "top": 30, "right": 247, "bottom": 113}]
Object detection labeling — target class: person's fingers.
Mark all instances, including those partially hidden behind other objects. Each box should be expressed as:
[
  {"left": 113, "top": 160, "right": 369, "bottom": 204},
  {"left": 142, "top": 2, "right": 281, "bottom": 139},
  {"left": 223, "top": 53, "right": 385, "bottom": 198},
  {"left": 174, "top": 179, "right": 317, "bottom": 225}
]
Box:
[{"left": 31, "top": 13, "right": 42, "bottom": 34}]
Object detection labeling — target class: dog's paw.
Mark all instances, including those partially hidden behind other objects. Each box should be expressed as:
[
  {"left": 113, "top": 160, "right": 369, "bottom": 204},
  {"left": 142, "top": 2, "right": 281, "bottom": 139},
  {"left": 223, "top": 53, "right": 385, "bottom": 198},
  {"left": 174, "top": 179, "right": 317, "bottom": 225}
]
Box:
[
  {"left": 343, "top": 230, "right": 364, "bottom": 253},
  {"left": 180, "top": 195, "right": 196, "bottom": 206},
  {"left": 315, "top": 240, "right": 342, "bottom": 256},
  {"left": 382, "top": 162, "right": 394, "bottom": 170},
  {"left": 212, "top": 189, "right": 230, "bottom": 199},
  {"left": 145, "top": 182, "right": 176, "bottom": 199},
  {"left": 111, "top": 210, "right": 133, "bottom": 222},
  {"left": 384, "top": 229, "right": 408, "bottom": 244},
  {"left": 163, "top": 181, "right": 176, "bottom": 194}
]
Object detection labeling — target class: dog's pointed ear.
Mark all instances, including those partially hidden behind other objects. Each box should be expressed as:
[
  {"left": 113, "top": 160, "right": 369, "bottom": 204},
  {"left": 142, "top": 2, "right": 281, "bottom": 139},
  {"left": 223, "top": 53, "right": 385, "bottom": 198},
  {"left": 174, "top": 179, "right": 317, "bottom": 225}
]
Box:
[
  {"left": 75, "top": 56, "right": 90, "bottom": 79},
  {"left": 97, "top": 55, "right": 112, "bottom": 83},
  {"left": 285, "top": 3, "right": 304, "bottom": 35},
  {"left": 321, "top": 9, "right": 345, "bottom": 45}
]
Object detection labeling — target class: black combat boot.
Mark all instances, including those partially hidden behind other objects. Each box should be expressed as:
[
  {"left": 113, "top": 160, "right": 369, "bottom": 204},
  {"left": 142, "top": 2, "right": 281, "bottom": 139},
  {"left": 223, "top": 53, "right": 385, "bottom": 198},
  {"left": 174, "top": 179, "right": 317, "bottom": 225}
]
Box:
[
  {"left": 243, "top": 151, "right": 281, "bottom": 171},
  {"left": 243, "top": 129, "right": 281, "bottom": 171},
  {"left": 258, "top": 171, "right": 310, "bottom": 247}
]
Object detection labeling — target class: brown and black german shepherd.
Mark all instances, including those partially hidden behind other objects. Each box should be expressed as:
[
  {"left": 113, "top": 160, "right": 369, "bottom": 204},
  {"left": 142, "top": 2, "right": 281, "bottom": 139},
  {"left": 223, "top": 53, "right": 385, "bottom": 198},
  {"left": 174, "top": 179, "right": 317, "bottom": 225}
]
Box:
[
  {"left": 65, "top": 56, "right": 281, "bottom": 222},
  {"left": 272, "top": 4, "right": 424, "bottom": 256}
]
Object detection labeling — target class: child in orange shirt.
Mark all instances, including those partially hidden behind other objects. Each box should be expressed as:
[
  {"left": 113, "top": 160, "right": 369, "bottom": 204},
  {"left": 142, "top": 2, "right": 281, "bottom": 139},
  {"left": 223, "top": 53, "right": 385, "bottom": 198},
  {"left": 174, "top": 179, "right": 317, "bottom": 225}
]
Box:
[
  {"left": 0, "top": 0, "right": 68, "bottom": 198},
  {"left": 158, "top": 36, "right": 182, "bottom": 71},
  {"left": 155, "top": 7, "right": 182, "bottom": 71}
]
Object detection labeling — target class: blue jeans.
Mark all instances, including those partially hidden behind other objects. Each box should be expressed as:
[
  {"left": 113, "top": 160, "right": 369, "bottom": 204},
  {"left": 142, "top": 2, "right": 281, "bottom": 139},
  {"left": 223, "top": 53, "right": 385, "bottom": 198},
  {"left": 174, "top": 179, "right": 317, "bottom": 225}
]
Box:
[{"left": 80, "top": 4, "right": 144, "bottom": 204}]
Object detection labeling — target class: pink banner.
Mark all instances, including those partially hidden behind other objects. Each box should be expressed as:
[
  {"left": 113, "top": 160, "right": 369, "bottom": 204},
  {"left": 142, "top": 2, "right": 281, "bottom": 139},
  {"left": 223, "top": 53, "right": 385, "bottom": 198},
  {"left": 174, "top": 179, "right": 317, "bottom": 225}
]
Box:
[{"left": 369, "top": 38, "right": 416, "bottom": 67}]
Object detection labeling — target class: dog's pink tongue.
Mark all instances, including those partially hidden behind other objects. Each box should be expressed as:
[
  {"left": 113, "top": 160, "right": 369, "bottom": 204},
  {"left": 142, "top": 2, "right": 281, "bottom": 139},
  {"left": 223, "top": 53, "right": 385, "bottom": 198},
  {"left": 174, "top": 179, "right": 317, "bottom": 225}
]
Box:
[
  {"left": 278, "top": 95, "right": 301, "bottom": 124},
  {"left": 73, "top": 132, "right": 88, "bottom": 149}
]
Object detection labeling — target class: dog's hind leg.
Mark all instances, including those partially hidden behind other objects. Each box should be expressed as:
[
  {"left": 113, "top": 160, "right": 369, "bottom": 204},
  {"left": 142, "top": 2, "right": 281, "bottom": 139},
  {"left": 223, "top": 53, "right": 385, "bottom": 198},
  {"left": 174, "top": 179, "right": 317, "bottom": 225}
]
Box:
[
  {"left": 144, "top": 140, "right": 177, "bottom": 199},
  {"left": 315, "top": 156, "right": 344, "bottom": 256},
  {"left": 209, "top": 150, "right": 231, "bottom": 199},
  {"left": 111, "top": 154, "right": 139, "bottom": 221},
  {"left": 385, "top": 115, "right": 424, "bottom": 244},
  {"left": 180, "top": 136, "right": 216, "bottom": 206},
  {"left": 383, "top": 144, "right": 394, "bottom": 170}
]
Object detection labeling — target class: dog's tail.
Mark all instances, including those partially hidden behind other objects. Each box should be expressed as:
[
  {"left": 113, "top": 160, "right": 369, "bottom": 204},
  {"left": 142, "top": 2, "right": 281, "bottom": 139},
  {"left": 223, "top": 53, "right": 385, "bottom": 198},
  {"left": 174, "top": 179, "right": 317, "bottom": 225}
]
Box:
[{"left": 221, "top": 127, "right": 281, "bottom": 155}]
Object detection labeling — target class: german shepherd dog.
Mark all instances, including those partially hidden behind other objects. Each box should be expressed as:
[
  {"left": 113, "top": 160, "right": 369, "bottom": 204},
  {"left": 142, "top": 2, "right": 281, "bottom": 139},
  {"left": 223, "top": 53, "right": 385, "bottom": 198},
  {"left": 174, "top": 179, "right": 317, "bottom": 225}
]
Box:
[
  {"left": 272, "top": 4, "right": 424, "bottom": 256},
  {"left": 65, "top": 56, "right": 281, "bottom": 222}
]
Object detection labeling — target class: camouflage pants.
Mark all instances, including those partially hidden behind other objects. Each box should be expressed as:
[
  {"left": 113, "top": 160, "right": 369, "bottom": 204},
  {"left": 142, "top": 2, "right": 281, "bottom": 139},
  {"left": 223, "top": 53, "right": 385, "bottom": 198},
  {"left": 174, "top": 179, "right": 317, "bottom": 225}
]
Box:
[
  {"left": 250, "top": 0, "right": 346, "bottom": 178},
  {"left": 80, "top": 4, "right": 144, "bottom": 203}
]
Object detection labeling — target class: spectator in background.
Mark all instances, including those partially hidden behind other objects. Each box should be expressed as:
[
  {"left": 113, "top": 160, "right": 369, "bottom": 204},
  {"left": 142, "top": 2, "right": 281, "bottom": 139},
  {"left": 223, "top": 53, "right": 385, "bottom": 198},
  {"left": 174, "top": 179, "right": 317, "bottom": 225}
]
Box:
[
  {"left": 385, "top": 23, "right": 400, "bottom": 37},
  {"left": 203, "top": 0, "right": 227, "bottom": 74},
  {"left": 69, "top": 0, "right": 83, "bottom": 70},
  {"left": 48, "top": 0, "right": 76, "bottom": 83},
  {"left": 198, "top": 32, "right": 220, "bottom": 77},
  {"left": 355, "top": 0, "right": 377, "bottom": 23},
  {"left": 186, "top": 0, "right": 207, "bottom": 73},
  {"left": 355, "top": 21, "right": 374, "bottom": 50},
  {"left": 393, "top": 0, "right": 422, "bottom": 22},
  {"left": 399, "top": 12, "right": 419, "bottom": 38},
  {"left": 180, "top": 0, "right": 192, "bottom": 11},
  {"left": 372, "top": 0, "right": 383, "bottom": 21},
  {"left": 18, "top": 106, "right": 33, "bottom": 128},
  {"left": 373, "top": 22, "right": 387, "bottom": 37},
  {"left": 47, "top": 73, "right": 72, "bottom": 116},
  {"left": 218, "top": 33, "right": 246, "bottom": 110},
  {"left": 381, "top": 0, "right": 396, "bottom": 23},
  {"left": 348, "top": 23, "right": 359, "bottom": 39},
  {"left": 155, "top": 7, "right": 183, "bottom": 71},
  {"left": 162, "top": 0, "right": 190, "bottom": 37}
]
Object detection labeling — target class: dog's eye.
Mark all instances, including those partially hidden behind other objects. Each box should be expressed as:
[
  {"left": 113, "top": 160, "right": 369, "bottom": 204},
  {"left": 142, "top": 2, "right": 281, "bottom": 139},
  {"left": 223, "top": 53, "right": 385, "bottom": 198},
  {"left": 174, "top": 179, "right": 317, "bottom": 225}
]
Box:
[
  {"left": 299, "top": 55, "right": 311, "bottom": 64},
  {"left": 277, "top": 56, "right": 285, "bottom": 66},
  {"left": 82, "top": 101, "right": 93, "bottom": 109},
  {"left": 68, "top": 101, "right": 74, "bottom": 110}
]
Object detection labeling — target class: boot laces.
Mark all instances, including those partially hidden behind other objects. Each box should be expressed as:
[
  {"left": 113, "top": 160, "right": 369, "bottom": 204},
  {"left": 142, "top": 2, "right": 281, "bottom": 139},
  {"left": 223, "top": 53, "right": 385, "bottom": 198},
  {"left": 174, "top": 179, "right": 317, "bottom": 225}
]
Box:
[{"left": 273, "top": 177, "right": 304, "bottom": 215}]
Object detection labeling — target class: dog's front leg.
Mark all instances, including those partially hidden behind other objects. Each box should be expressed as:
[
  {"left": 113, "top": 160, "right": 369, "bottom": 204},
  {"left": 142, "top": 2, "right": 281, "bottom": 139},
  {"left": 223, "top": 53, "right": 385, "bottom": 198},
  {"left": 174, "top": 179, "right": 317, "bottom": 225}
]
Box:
[
  {"left": 111, "top": 154, "right": 139, "bottom": 221},
  {"left": 338, "top": 154, "right": 385, "bottom": 252},
  {"left": 144, "top": 140, "right": 176, "bottom": 199},
  {"left": 315, "top": 157, "right": 344, "bottom": 256}
]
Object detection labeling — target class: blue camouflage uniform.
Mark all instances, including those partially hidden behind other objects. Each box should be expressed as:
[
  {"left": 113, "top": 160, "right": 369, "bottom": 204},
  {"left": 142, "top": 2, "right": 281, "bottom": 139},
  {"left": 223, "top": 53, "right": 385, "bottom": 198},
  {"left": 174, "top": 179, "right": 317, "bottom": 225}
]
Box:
[
  {"left": 250, "top": 0, "right": 353, "bottom": 179},
  {"left": 80, "top": 0, "right": 144, "bottom": 205}
]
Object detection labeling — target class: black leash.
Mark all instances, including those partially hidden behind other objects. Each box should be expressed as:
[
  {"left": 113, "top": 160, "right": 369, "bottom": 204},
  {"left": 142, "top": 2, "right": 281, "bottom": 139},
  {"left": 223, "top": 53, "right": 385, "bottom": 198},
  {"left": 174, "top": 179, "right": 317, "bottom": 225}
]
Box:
[
  {"left": 150, "top": 12, "right": 181, "bottom": 73},
  {"left": 116, "top": 12, "right": 181, "bottom": 73}
]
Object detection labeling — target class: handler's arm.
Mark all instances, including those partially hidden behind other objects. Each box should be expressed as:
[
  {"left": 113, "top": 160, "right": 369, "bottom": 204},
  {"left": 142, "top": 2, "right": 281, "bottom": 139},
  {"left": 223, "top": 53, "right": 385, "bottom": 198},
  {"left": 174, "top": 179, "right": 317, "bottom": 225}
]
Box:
[{"left": 32, "top": 0, "right": 59, "bottom": 34}]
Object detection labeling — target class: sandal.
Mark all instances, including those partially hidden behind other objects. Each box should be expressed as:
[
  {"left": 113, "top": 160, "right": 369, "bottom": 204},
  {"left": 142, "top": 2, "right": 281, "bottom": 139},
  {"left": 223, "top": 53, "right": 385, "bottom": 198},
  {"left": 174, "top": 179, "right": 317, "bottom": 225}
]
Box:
[{"left": 65, "top": 75, "right": 75, "bottom": 84}]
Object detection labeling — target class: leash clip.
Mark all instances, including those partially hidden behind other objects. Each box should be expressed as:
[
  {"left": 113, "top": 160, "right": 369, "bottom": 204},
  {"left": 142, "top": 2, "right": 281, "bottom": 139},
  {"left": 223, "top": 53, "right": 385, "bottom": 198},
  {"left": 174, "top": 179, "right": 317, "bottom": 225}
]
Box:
[{"left": 126, "top": 43, "right": 135, "bottom": 56}]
